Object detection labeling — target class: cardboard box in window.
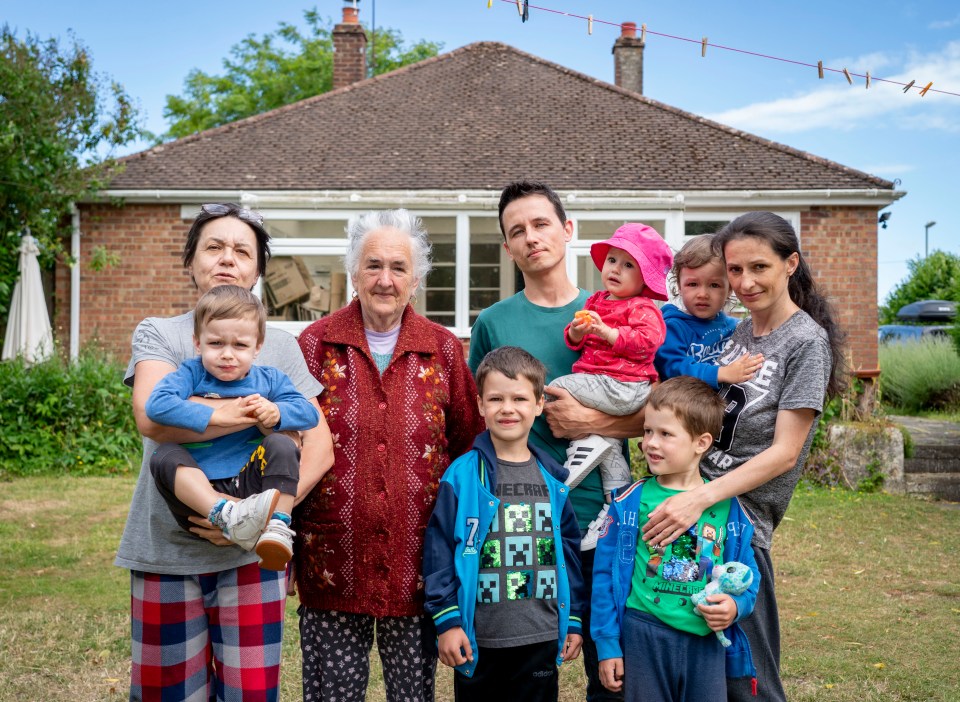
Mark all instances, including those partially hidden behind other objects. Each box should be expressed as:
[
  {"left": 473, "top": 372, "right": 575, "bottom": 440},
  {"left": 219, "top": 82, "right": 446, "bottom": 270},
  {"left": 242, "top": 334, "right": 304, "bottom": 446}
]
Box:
[
  {"left": 330, "top": 272, "right": 347, "bottom": 312},
  {"left": 264, "top": 257, "right": 312, "bottom": 308},
  {"left": 303, "top": 285, "right": 331, "bottom": 313}
]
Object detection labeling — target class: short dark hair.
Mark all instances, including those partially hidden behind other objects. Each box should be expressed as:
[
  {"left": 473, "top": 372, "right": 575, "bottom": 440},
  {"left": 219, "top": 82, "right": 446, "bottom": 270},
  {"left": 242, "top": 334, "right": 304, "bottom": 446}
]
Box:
[
  {"left": 475, "top": 346, "right": 546, "bottom": 400},
  {"left": 497, "top": 180, "right": 567, "bottom": 241},
  {"left": 182, "top": 203, "right": 272, "bottom": 286},
  {"left": 647, "top": 376, "right": 726, "bottom": 440},
  {"left": 193, "top": 284, "right": 267, "bottom": 343}
]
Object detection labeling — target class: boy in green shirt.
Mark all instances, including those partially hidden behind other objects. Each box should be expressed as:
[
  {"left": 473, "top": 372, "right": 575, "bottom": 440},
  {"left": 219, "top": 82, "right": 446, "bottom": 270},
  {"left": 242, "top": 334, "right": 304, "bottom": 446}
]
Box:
[{"left": 591, "top": 377, "right": 761, "bottom": 700}]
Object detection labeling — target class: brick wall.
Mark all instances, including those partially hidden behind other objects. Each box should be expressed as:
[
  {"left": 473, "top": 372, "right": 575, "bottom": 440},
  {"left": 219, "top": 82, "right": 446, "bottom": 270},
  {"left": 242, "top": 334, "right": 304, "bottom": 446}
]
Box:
[
  {"left": 55, "top": 203, "right": 195, "bottom": 361},
  {"left": 800, "top": 206, "right": 879, "bottom": 371}
]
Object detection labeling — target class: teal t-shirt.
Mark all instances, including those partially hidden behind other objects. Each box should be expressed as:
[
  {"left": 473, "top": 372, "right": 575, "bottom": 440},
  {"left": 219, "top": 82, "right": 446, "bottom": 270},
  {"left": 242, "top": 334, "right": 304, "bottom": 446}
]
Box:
[
  {"left": 625, "top": 478, "right": 732, "bottom": 635},
  {"left": 469, "top": 290, "right": 605, "bottom": 527}
]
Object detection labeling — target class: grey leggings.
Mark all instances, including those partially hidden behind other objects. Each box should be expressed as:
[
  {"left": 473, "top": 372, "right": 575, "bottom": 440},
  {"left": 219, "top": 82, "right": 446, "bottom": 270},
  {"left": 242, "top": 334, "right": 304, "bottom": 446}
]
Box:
[{"left": 299, "top": 607, "right": 436, "bottom": 702}]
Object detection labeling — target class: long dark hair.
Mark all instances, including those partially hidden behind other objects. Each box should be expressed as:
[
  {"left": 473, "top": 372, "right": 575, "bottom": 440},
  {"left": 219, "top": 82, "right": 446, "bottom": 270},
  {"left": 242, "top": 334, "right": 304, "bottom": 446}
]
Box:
[{"left": 714, "top": 212, "right": 847, "bottom": 398}]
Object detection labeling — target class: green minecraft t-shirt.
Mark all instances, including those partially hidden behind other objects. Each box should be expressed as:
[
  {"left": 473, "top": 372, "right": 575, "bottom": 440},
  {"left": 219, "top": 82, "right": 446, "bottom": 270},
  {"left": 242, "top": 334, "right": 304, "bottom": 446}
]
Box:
[{"left": 625, "top": 478, "right": 731, "bottom": 635}]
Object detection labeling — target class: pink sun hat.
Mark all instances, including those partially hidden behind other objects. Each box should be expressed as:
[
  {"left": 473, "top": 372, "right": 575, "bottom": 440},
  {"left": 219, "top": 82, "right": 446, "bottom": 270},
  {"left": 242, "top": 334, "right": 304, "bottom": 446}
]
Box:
[{"left": 590, "top": 223, "right": 674, "bottom": 301}]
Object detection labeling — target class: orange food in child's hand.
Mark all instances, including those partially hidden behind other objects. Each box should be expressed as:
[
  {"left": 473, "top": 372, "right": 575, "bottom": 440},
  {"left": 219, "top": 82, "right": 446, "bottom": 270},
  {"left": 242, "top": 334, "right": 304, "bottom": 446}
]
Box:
[{"left": 574, "top": 310, "right": 592, "bottom": 323}]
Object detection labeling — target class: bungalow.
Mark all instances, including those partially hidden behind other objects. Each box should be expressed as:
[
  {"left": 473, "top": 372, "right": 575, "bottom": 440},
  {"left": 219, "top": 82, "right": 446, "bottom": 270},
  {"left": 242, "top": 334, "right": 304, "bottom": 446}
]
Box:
[{"left": 57, "top": 6, "right": 901, "bottom": 374}]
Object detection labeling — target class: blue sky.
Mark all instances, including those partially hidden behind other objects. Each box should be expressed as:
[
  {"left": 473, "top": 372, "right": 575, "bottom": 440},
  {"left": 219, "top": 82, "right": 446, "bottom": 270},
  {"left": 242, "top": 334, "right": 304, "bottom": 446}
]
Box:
[{"left": 6, "top": 0, "right": 959, "bottom": 305}]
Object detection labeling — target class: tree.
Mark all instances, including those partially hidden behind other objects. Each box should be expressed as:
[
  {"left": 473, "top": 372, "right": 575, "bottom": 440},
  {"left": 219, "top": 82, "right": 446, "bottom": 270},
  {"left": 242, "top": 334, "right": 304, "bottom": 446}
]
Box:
[
  {"left": 0, "top": 26, "right": 142, "bottom": 325},
  {"left": 879, "top": 251, "right": 960, "bottom": 324},
  {"left": 163, "top": 8, "right": 442, "bottom": 140}
]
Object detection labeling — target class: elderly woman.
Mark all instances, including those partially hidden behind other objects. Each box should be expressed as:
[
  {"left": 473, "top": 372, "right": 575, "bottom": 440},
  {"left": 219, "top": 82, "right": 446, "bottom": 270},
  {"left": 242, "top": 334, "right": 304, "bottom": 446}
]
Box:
[
  {"left": 116, "top": 203, "right": 333, "bottom": 701},
  {"left": 295, "top": 209, "right": 484, "bottom": 701}
]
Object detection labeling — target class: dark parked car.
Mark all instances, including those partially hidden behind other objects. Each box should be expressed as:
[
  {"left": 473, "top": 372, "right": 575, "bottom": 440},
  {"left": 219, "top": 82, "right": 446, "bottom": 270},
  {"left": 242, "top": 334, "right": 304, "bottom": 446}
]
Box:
[
  {"left": 880, "top": 299, "right": 956, "bottom": 343},
  {"left": 878, "top": 324, "right": 951, "bottom": 343}
]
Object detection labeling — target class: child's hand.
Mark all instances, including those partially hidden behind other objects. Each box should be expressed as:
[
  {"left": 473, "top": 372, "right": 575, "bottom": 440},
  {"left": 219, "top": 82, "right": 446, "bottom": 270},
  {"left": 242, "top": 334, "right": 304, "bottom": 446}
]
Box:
[
  {"left": 209, "top": 397, "right": 259, "bottom": 427},
  {"left": 697, "top": 592, "right": 738, "bottom": 632},
  {"left": 567, "top": 310, "right": 594, "bottom": 344},
  {"left": 599, "top": 657, "right": 624, "bottom": 692},
  {"left": 437, "top": 627, "right": 473, "bottom": 668},
  {"left": 561, "top": 633, "right": 582, "bottom": 662},
  {"left": 246, "top": 396, "right": 281, "bottom": 429},
  {"left": 717, "top": 352, "right": 765, "bottom": 385},
  {"left": 569, "top": 310, "right": 616, "bottom": 346}
]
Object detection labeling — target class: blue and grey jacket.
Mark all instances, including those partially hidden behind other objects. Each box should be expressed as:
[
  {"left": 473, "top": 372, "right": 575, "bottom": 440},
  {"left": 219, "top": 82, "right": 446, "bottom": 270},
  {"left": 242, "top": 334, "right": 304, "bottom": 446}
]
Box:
[
  {"left": 423, "top": 431, "right": 585, "bottom": 678},
  {"left": 591, "top": 478, "right": 759, "bottom": 682}
]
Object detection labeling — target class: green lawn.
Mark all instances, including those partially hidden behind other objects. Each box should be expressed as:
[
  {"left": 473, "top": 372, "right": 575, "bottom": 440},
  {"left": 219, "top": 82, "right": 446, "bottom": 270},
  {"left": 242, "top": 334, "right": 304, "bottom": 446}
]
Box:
[{"left": 0, "top": 477, "right": 957, "bottom": 701}]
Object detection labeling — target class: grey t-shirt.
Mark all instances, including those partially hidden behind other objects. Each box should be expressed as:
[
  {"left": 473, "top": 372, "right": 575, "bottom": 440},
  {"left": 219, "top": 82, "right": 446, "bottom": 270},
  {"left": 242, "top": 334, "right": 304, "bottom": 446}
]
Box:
[
  {"left": 115, "top": 311, "right": 323, "bottom": 575},
  {"left": 474, "top": 457, "right": 559, "bottom": 648},
  {"left": 701, "top": 311, "right": 830, "bottom": 550}
]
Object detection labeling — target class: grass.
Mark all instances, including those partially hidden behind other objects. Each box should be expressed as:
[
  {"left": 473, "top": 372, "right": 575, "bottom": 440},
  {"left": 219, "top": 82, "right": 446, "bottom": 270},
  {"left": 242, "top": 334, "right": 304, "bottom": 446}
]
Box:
[{"left": 1, "top": 477, "right": 958, "bottom": 701}]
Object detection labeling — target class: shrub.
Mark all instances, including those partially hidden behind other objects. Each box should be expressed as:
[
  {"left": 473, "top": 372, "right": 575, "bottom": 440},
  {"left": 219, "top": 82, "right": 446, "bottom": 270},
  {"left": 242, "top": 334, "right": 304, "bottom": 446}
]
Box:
[
  {"left": 878, "top": 337, "right": 960, "bottom": 411},
  {"left": 0, "top": 346, "right": 139, "bottom": 477}
]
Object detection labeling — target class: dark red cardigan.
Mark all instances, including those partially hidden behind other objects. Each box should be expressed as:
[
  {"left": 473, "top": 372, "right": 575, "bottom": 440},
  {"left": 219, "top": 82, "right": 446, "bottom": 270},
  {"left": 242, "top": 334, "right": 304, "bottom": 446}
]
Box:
[{"left": 294, "top": 300, "right": 484, "bottom": 617}]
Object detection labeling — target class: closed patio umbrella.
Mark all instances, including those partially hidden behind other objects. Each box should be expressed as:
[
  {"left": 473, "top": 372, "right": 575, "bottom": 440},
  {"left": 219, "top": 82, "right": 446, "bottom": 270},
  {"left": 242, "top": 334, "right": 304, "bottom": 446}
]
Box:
[{"left": 2, "top": 235, "right": 54, "bottom": 365}]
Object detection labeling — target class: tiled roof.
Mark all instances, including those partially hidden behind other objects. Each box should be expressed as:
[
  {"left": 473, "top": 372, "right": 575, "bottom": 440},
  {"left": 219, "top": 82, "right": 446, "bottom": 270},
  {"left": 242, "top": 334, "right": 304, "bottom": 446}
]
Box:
[{"left": 108, "top": 42, "right": 893, "bottom": 192}]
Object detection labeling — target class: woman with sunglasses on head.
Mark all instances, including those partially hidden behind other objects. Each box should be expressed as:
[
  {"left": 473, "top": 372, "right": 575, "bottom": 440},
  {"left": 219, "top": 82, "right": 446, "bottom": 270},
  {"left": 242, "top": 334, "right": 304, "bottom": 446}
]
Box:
[{"left": 115, "top": 203, "right": 334, "bottom": 702}]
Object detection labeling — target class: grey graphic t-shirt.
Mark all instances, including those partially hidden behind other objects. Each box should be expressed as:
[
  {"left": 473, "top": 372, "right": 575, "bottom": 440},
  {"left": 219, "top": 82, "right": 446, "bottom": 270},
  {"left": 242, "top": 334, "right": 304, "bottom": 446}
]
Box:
[
  {"left": 474, "top": 456, "right": 559, "bottom": 648},
  {"left": 701, "top": 311, "right": 830, "bottom": 550}
]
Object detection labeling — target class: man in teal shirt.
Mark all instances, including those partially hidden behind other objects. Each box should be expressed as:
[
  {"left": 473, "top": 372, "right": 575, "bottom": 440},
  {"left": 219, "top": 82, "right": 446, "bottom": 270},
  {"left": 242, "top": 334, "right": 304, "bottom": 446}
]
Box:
[{"left": 469, "top": 180, "right": 643, "bottom": 702}]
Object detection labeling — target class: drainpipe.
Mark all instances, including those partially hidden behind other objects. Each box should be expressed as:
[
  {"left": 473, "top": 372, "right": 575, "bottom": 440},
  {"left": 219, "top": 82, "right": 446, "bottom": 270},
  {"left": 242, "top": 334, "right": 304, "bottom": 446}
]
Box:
[{"left": 70, "top": 204, "right": 80, "bottom": 360}]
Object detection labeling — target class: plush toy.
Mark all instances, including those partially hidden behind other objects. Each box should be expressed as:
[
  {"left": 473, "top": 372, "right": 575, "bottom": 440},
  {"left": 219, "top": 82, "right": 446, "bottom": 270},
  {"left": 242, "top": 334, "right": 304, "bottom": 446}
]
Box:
[{"left": 691, "top": 561, "right": 753, "bottom": 647}]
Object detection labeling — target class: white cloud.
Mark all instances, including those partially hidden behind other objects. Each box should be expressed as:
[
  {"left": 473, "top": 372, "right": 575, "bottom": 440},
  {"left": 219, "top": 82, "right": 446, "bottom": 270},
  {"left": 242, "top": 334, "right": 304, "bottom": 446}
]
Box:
[
  {"left": 705, "top": 41, "right": 960, "bottom": 134},
  {"left": 929, "top": 15, "right": 960, "bottom": 30}
]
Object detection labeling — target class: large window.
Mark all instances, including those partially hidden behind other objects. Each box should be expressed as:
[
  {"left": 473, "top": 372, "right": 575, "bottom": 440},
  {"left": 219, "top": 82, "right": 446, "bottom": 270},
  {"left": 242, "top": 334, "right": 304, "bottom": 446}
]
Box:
[{"left": 241, "top": 206, "right": 798, "bottom": 338}]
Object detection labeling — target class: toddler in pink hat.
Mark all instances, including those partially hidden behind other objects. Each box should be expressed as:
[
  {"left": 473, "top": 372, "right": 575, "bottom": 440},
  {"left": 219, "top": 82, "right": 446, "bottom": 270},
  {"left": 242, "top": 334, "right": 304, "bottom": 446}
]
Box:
[{"left": 547, "top": 223, "right": 673, "bottom": 549}]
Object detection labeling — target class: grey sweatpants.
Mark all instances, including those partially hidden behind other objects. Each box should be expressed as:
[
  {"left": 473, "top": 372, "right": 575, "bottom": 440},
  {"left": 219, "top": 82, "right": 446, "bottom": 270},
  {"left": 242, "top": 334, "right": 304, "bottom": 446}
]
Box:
[
  {"left": 548, "top": 372, "right": 651, "bottom": 491},
  {"left": 728, "top": 546, "right": 785, "bottom": 702}
]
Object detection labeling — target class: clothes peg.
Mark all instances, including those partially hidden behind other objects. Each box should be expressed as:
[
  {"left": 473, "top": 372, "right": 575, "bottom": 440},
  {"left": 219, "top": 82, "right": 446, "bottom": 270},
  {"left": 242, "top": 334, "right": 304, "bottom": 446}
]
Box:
[
  {"left": 641, "top": 23, "right": 647, "bottom": 43},
  {"left": 919, "top": 81, "right": 933, "bottom": 96},
  {"left": 866, "top": 71, "right": 871, "bottom": 89},
  {"left": 842, "top": 68, "right": 853, "bottom": 85},
  {"left": 902, "top": 80, "right": 915, "bottom": 93},
  {"left": 701, "top": 37, "right": 708, "bottom": 57},
  {"left": 817, "top": 61, "right": 824, "bottom": 79},
  {"left": 516, "top": 0, "right": 522, "bottom": 15},
  {"left": 588, "top": 15, "right": 593, "bottom": 35},
  {"left": 488, "top": 0, "right": 493, "bottom": 7},
  {"left": 521, "top": 0, "right": 529, "bottom": 22}
]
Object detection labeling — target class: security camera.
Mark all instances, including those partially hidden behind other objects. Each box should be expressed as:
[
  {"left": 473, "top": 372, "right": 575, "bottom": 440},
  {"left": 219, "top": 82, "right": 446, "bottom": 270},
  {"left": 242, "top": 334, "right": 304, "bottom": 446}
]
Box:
[{"left": 878, "top": 212, "right": 891, "bottom": 229}]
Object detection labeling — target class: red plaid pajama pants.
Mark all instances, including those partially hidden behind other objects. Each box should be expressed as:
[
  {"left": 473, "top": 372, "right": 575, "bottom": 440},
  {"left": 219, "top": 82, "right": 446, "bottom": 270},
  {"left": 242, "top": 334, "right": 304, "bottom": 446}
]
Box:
[{"left": 130, "top": 563, "right": 285, "bottom": 701}]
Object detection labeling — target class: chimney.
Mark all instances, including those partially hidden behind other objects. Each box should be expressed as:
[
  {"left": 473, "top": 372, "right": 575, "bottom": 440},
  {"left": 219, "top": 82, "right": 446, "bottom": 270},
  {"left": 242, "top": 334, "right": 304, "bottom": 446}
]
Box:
[
  {"left": 613, "top": 22, "right": 644, "bottom": 94},
  {"left": 333, "top": 1, "right": 367, "bottom": 89}
]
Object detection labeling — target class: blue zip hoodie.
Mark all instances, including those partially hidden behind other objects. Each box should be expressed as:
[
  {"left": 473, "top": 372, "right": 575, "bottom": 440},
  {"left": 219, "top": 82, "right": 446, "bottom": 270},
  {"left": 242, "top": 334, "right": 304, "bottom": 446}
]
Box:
[
  {"left": 654, "top": 303, "right": 738, "bottom": 388},
  {"left": 591, "top": 478, "right": 760, "bottom": 684},
  {"left": 423, "top": 431, "right": 585, "bottom": 678}
]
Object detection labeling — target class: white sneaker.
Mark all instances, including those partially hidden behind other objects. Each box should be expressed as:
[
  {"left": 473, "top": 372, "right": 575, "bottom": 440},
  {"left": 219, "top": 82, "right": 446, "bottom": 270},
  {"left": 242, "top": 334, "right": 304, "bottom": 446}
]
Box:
[
  {"left": 256, "top": 519, "right": 296, "bottom": 571},
  {"left": 580, "top": 503, "right": 611, "bottom": 551},
  {"left": 564, "top": 435, "right": 613, "bottom": 489},
  {"left": 215, "top": 489, "right": 280, "bottom": 551}
]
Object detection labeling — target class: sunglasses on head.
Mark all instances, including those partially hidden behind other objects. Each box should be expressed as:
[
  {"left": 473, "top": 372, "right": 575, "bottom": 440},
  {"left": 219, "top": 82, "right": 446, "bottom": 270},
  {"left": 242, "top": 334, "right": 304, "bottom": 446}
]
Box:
[{"left": 200, "top": 203, "right": 264, "bottom": 226}]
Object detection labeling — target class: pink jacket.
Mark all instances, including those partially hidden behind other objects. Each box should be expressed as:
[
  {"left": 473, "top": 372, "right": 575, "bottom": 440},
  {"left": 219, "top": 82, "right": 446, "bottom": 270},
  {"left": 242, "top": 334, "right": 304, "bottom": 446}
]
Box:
[{"left": 565, "top": 291, "right": 666, "bottom": 383}]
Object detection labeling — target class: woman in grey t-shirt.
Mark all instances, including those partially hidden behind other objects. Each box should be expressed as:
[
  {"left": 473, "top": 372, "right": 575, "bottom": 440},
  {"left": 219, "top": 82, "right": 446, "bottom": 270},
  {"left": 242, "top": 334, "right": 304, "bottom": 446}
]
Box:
[
  {"left": 640, "top": 212, "right": 845, "bottom": 702},
  {"left": 116, "top": 204, "right": 333, "bottom": 700}
]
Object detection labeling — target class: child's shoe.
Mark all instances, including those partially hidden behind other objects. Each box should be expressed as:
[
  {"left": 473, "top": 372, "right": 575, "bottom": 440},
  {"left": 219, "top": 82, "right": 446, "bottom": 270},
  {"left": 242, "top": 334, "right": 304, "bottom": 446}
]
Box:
[
  {"left": 215, "top": 489, "right": 280, "bottom": 551},
  {"left": 256, "top": 519, "right": 296, "bottom": 571},
  {"left": 580, "top": 503, "right": 611, "bottom": 551},
  {"left": 564, "top": 435, "right": 612, "bottom": 489}
]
